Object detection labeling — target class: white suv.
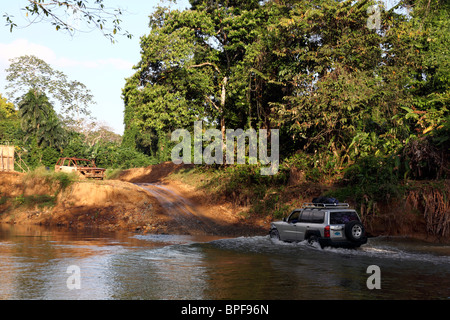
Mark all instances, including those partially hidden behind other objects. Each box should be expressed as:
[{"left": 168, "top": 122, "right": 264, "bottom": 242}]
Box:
[{"left": 269, "top": 202, "right": 367, "bottom": 248}]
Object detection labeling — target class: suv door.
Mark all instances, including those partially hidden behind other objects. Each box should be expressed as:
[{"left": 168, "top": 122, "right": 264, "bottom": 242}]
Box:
[
  {"left": 329, "top": 210, "right": 360, "bottom": 240},
  {"left": 279, "top": 210, "right": 302, "bottom": 241},
  {"left": 295, "top": 210, "right": 311, "bottom": 241}
]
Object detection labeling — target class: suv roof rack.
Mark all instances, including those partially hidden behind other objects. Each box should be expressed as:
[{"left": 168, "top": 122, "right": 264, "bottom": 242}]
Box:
[{"left": 302, "top": 203, "right": 349, "bottom": 209}]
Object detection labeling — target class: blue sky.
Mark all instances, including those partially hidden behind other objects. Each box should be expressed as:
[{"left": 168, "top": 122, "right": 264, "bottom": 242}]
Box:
[{"left": 0, "top": 0, "right": 190, "bottom": 134}]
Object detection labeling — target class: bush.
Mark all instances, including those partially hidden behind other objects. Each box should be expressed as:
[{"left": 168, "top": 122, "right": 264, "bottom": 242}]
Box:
[
  {"left": 94, "top": 144, "right": 157, "bottom": 169},
  {"left": 25, "top": 166, "right": 77, "bottom": 191},
  {"left": 13, "top": 194, "right": 57, "bottom": 208},
  {"left": 342, "top": 156, "right": 403, "bottom": 201},
  {"left": 325, "top": 155, "right": 406, "bottom": 220}
]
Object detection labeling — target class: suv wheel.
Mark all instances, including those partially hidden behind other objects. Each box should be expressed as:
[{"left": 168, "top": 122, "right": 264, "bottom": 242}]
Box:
[
  {"left": 269, "top": 228, "right": 280, "bottom": 241},
  {"left": 307, "top": 235, "right": 319, "bottom": 247},
  {"left": 345, "top": 221, "right": 365, "bottom": 242}
]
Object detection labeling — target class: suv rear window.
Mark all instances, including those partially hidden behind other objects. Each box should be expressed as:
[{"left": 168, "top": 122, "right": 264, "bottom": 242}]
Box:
[{"left": 330, "top": 211, "right": 359, "bottom": 224}]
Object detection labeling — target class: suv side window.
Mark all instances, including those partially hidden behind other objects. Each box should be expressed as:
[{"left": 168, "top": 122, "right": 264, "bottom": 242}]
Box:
[
  {"left": 299, "top": 211, "right": 311, "bottom": 223},
  {"left": 330, "top": 211, "right": 359, "bottom": 224},
  {"left": 288, "top": 210, "right": 301, "bottom": 223},
  {"left": 298, "top": 210, "right": 324, "bottom": 223},
  {"left": 311, "top": 211, "right": 325, "bottom": 223}
]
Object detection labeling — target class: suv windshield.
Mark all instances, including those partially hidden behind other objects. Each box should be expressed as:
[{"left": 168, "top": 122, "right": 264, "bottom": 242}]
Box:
[{"left": 330, "top": 211, "right": 359, "bottom": 224}]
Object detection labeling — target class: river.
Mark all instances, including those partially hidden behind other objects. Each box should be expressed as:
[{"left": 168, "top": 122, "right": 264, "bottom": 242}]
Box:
[{"left": 0, "top": 224, "right": 449, "bottom": 300}]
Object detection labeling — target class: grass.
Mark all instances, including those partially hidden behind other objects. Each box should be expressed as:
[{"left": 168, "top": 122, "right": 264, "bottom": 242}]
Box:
[
  {"left": 105, "top": 168, "right": 124, "bottom": 180},
  {"left": 168, "top": 164, "right": 293, "bottom": 219},
  {"left": 13, "top": 194, "right": 57, "bottom": 208},
  {"left": 2, "top": 167, "right": 79, "bottom": 211},
  {"left": 24, "top": 166, "right": 78, "bottom": 192}
]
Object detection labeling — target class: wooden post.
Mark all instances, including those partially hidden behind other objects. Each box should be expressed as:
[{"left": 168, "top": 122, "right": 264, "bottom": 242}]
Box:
[{"left": 0, "top": 145, "right": 15, "bottom": 172}]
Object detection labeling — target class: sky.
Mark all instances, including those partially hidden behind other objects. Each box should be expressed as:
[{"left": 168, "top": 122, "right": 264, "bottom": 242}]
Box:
[{"left": 0, "top": 0, "right": 190, "bottom": 135}]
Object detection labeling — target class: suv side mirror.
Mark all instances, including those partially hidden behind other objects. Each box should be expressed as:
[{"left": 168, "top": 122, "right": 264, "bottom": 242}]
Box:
[{"left": 283, "top": 217, "right": 286, "bottom": 222}]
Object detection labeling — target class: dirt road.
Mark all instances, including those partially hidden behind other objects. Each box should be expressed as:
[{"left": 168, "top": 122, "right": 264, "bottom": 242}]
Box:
[{"left": 117, "top": 162, "right": 268, "bottom": 236}]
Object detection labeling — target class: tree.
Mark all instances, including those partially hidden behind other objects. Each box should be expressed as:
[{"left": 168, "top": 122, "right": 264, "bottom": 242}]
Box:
[
  {"left": 0, "top": 94, "right": 16, "bottom": 119},
  {"left": 3, "top": 0, "right": 132, "bottom": 42},
  {"left": 260, "top": 0, "right": 414, "bottom": 162},
  {"left": 5, "top": 55, "right": 96, "bottom": 129},
  {"left": 388, "top": 0, "right": 449, "bottom": 136},
  {"left": 123, "top": 1, "right": 266, "bottom": 159},
  {"left": 60, "top": 80, "right": 95, "bottom": 128},
  {"left": 122, "top": 6, "right": 211, "bottom": 157},
  {"left": 122, "top": 0, "right": 449, "bottom": 173},
  {"left": 18, "top": 90, "right": 66, "bottom": 149},
  {"left": 0, "top": 94, "right": 20, "bottom": 143}
]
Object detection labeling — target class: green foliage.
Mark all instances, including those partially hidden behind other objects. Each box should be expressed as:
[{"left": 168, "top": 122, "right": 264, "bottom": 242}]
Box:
[
  {"left": 123, "top": 1, "right": 272, "bottom": 158},
  {"left": 0, "top": 53, "right": 155, "bottom": 171},
  {"left": 18, "top": 90, "right": 66, "bottom": 150},
  {"left": 13, "top": 194, "right": 57, "bottom": 209},
  {"left": 325, "top": 155, "right": 406, "bottom": 218},
  {"left": 0, "top": 94, "right": 20, "bottom": 143},
  {"left": 190, "top": 164, "right": 289, "bottom": 214},
  {"left": 94, "top": 143, "right": 157, "bottom": 169},
  {"left": 123, "top": 0, "right": 447, "bottom": 164},
  {"left": 1, "top": 0, "right": 448, "bottom": 205},
  {"left": 343, "top": 156, "right": 403, "bottom": 200},
  {"left": 117, "top": 0, "right": 450, "bottom": 222},
  {"left": 0, "top": 94, "right": 15, "bottom": 119}
]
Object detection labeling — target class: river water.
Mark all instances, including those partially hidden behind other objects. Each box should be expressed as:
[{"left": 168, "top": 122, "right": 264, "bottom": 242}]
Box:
[{"left": 0, "top": 224, "right": 449, "bottom": 300}]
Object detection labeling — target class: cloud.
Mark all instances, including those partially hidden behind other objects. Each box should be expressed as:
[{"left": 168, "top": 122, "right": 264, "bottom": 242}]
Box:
[
  {"left": 0, "top": 38, "right": 133, "bottom": 73},
  {"left": 0, "top": 39, "right": 56, "bottom": 70}
]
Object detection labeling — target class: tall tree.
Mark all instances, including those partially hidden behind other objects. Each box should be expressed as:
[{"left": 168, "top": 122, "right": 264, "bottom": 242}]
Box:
[
  {"left": 122, "top": 0, "right": 449, "bottom": 168},
  {"left": 5, "top": 55, "right": 95, "bottom": 129},
  {"left": 18, "top": 90, "right": 66, "bottom": 149},
  {"left": 122, "top": 6, "right": 214, "bottom": 156},
  {"left": 388, "top": 0, "right": 449, "bottom": 135},
  {"left": 123, "top": 0, "right": 265, "bottom": 158}
]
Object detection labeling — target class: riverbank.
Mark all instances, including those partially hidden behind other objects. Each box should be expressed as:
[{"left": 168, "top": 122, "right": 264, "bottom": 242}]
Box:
[
  {"left": 0, "top": 171, "right": 167, "bottom": 233},
  {"left": 1, "top": 163, "right": 449, "bottom": 243},
  {"left": 120, "top": 163, "right": 450, "bottom": 243},
  {"left": 0, "top": 167, "right": 267, "bottom": 237}
]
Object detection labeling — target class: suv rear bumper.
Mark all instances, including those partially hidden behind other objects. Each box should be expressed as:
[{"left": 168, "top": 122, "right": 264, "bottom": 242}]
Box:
[{"left": 319, "top": 236, "right": 367, "bottom": 248}]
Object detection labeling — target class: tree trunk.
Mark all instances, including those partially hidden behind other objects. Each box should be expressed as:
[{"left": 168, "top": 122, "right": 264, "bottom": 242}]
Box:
[
  {"left": 220, "top": 76, "right": 228, "bottom": 141},
  {"left": 221, "top": 76, "right": 228, "bottom": 164}
]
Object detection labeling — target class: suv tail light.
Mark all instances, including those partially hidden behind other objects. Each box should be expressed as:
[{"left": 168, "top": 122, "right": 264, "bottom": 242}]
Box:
[{"left": 324, "top": 225, "right": 330, "bottom": 238}]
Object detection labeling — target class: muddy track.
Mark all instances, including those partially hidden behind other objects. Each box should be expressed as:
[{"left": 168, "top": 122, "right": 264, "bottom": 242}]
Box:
[{"left": 118, "top": 163, "right": 268, "bottom": 237}]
